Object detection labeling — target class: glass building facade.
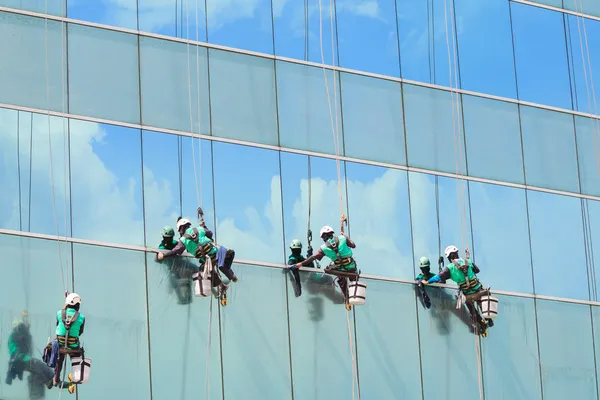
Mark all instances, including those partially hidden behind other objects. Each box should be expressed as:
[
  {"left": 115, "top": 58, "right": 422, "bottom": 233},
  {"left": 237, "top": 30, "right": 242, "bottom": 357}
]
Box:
[{"left": 0, "top": 0, "right": 600, "bottom": 399}]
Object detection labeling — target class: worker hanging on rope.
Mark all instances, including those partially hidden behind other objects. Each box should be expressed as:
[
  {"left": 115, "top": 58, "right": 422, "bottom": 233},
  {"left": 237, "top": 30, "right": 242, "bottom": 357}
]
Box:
[
  {"left": 42, "top": 293, "right": 86, "bottom": 393},
  {"left": 422, "top": 246, "right": 494, "bottom": 337},
  {"left": 286, "top": 239, "right": 315, "bottom": 297},
  {"left": 5, "top": 311, "right": 55, "bottom": 395},
  {"left": 415, "top": 257, "right": 435, "bottom": 309},
  {"left": 156, "top": 225, "right": 195, "bottom": 305},
  {"left": 157, "top": 215, "right": 230, "bottom": 306},
  {"left": 292, "top": 215, "right": 360, "bottom": 310}
]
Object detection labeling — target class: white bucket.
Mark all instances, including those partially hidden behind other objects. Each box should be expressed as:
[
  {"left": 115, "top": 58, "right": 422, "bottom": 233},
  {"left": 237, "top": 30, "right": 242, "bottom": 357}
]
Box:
[
  {"left": 348, "top": 280, "right": 367, "bottom": 305},
  {"left": 480, "top": 295, "right": 498, "bottom": 319},
  {"left": 70, "top": 356, "right": 91, "bottom": 383},
  {"left": 193, "top": 272, "right": 212, "bottom": 297}
]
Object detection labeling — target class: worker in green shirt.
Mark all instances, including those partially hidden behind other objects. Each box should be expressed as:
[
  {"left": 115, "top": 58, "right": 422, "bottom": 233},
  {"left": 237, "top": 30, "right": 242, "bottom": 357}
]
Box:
[{"left": 158, "top": 226, "right": 178, "bottom": 250}]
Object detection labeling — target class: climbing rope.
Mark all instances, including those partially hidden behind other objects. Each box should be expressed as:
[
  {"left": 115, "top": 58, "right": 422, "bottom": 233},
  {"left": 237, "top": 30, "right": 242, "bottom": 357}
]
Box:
[
  {"left": 317, "top": 1, "right": 359, "bottom": 398},
  {"left": 571, "top": 0, "right": 599, "bottom": 302},
  {"left": 442, "top": 0, "right": 483, "bottom": 399}
]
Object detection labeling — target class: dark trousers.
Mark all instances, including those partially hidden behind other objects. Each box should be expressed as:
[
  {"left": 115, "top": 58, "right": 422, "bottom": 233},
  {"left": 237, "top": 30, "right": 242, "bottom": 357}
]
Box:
[
  {"left": 218, "top": 249, "right": 236, "bottom": 280},
  {"left": 53, "top": 348, "right": 82, "bottom": 383},
  {"left": 324, "top": 265, "right": 358, "bottom": 298}
]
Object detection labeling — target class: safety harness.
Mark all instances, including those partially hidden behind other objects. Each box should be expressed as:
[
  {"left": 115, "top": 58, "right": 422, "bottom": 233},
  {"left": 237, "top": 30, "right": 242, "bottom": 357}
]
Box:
[
  {"left": 324, "top": 236, "right": 355, "bottom": 268},
  {"left": 183, "top": 227, "right": 216, "bottom": 261},
  {"left": 57, "top": 309, "right": 80, "bottom": 349}
]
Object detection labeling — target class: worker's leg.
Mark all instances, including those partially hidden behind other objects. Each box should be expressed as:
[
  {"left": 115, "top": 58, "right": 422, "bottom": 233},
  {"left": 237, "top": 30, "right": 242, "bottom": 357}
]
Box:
[
  {"left": 219, "top": 249, "right": 237, "bottom": 282},
  {"left": 53, "top": 353, "right": 65, "bottom": 385},
  {"left": 466, "top": 301, "right": 488, "bottom": 334}
]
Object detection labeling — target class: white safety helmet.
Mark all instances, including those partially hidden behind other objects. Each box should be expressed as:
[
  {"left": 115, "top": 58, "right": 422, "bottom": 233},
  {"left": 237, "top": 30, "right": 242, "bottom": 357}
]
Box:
[
  {"left": 176, "top": 218, "right": 192, "bottom": 232},
  {"left": 65, "top": 293, "right": 81, "bottom": 306},
  {"left": 319, "top": 225, "right": 334, "bottom": 238},
  {"left": 444, "top": 245, "right": 459, "bottom": 258}
]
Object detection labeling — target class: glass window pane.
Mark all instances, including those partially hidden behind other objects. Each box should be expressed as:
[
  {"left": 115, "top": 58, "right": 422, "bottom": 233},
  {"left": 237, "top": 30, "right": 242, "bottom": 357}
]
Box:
[
  {"left": 469, "top": 182, "right": 533, "bottom": 294},
  {"left": 455, "top": 0, "right": 517, "bottom": 98},
  {"left": 0, "top": 234, "right": 71, "bottom": 400},
  {"left": 280, "top": 153, "right": 348, "bottom": 269},
  {"left": 463, "top": 96, "right": 524, "bottom": 183},
  {"left": 346, "top": 163, "right": 413, "bottom": 279},
  {"left": 209, "top": 50, "right": 278, "bottom": 145},
  {"left": 409, "top": 172, "right": 441, "bottom": 275},
  {"left": 287, "top": 268, "right": 355, "bottom": 399},
  {"left": 68, "top": 24, "right": 140, "bottom": 124},
  {"left": 528, "top": 190, "right": 588, "bottom": 300},
  {"left": 520, "top": 106, "right": 579, "bottom": 193},
  {"left": 277, "top": 61, "right": 342, "bottom": 154},
  {"left": 511, "top": 3, "right": 573, "bottom": 110},
  {"left": 72, "top": 244, "right": 151, "bottom": 399},
  {"left": 566, "top": 16, "right": 600, "bottom": 113},
  {"left": 355, "top": 280, "right": 423, "bottom": 398},
  {"left": 138, "top": 0, "right": 207, "bottom": 40},
  {"left": 70, "top": 120, "right": 144, "bottom": 246},
  {"left": 341, "top": 73, "right": 406, "bottom": 165},
  {"left": 438, "top": 176, "right": 472, "bottom": 251},
  {"left": 213, "top": 143, "right": 284, "bottom": 264},
  {"left": 586, "top": 199, "right": 600, "bottom": 301},
  {"left": 404, "top": 84, "right": 467, "bottom": 175},
  {"left": 536, "top": 300, "right": 598, "bottom": 400},
  {"left": 482, "top": 295, "right": 542, "bottom": 400},
  {"left": 221, "top": 264, "right": 291, "bottom": 399},
  {"left": 139, "top": 37, "right": 210, "bottom": 134},
  {"left": 205, "top": 0, "right": 273, "bottom": 54},
  {"left": 0, "top": 12, "right": 67, "bottom": 112},
  {"left": 0, "top": 0, "right": 65, "bottom": 15},
  {"left": 273, "top": 1, "right": 338, "bottom": 66},
  {"left": 146, "top": 253, "right": 222, "bottom": 399},
  {"left": 565, "top": 0, "right": 600, "bottom": 19},
  {"left": 593, "top": 306, "right": 600, "bottom": 387},
  {"left": 575, "top": 116, "right": 600, "bottom": 196},
  {"left": 336, "top": 0, "right": 400, "bottom": 76},
  {"left": 0, "top": 110, "right": 72, "bottom": 236},
  {"left": 68, "top": 0, "right": 138, "bottom": 30},
  {"left": 418, "top": 287, "right": 481, "bottom": 400},
  {"left": 397, "top": 0, "right": 459, "bottom": 87}
]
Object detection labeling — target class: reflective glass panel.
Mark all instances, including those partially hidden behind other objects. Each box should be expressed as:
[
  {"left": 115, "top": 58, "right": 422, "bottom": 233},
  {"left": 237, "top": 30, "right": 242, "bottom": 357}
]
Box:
[
  {"left": 68, "top": 0, "right": 138, "bottom": 30},
  {"left": 0, "top": 12, "right": 67, "bottom": 112},
  {"left": 511, "top": 3, "right": 573, "bottom": 110},
  {"left": 287, "top": 268, "right": 354, "bottom": 399},
  {"left": 146, "top": 253, "right": 222, "bottom": 399},
  {"left": 454, "top": 0, "right": 517, "bottom": 98},
  {"left": 0, "top": 109, "right": 71, "bottom": 236},
  {"left": 206, "top": 0, "right": 273, "bottom": 54},
  {"left": 341, "top": 73, "right": 406, "bottom": 165},
  {"left": 336, "top": 0, "right": 401, "bottom": 76},
  {"left": 408, "top": 172, "right": 441, "bottom": 276},
  {"left": 213, "top": 143, "right": 284, "bottom": 264},
  {"left": 565, "top": 0, "right": 600, "bottom": 19},
  {"left": 72, "top": 244, "right": 151, "bottom": 399},
  {"left": 575, "top": 116, "right": 600, "bottom": 196},
  {"left": 68, "top": 24, "right": 141, "bottom": 124},
  {"left": 593, "top": 306, "right": 600, "bottom": 388},
  {"left": 0, "top": 234, "right": 71, "bottom": 400},
  {"left": 536, "top": 299, "right": 598, "bottom": 400},
  {"left": 520, "top": 106, "right": 579, "bottom": 193},
  {"left": 346, "top": 162, "right": 413, "bottom": 279},
  {"left": 397, "top": 0, "right": 460, "bottom": 87},
  {"left": 404, "top": 84, "right": 467, "bottom": 175},
  {"left": 273, "top": 0, "right": 338, "bottom": 65},
  {"left": 277, "top": 61, "right": 342, "bottom": 154},
  {"left": 418, "top": 287, "right": 481, "bottom": 400},
  {"left": 208, "top": 49, "right": 278, "bottom": 145},
  {"left": 138, "top": 0, "right": 206, "bottom": 40},
  {"left": 528, "top": 190, "right": 588, "bottom": 300},
  {"left": 0, "top": 0, "right": 65, "bottom": 15},
  {"left": 438, "top": 176, "right": 472, "bottom": 253},
  {"left": 139, "top": 37, "right": 210, "bottom": 134},
  {"left": 280, "top": 153, "right": 347, "bottom": 269},
  {"left": 481, "top": 295, "right": 542, "bottom": 400},
  {"left": 469, "top": 182, "right": 533, "bottom": 294},
  {"left": 220, "top": 264, "right": 292, "bottom": 399},
  {"left": 70, "top": 120, "right": 145, "bottom": 246},
  {"left": 355, "top": 280, "right": 422, "bottom": 399},
  {"left": 566, "top": 15, "right": 600, "bottom": 113},
  {"left": 462, "top": 95, "right": 524, "bottom": 184},
  {"left": 585, "top": 199, "right": 600, "bottom": 301}
]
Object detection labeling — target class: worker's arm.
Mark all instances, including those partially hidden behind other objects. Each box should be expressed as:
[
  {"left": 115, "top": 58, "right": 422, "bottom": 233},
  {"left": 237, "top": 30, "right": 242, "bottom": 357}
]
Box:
[
  {"left": 426, "top": 267, "right": 451, "bottom": 284},
  {"left": 79, "top": 319, "right": 85, "bottom": 336},
  {"left": 470, "top": 261, "right": 480, "bottom": 274},
  {"left": 297, "top": 249, "right": 326, "bottom": 267},
  {"left": 202, "top": 226, "right": 214, "bottom": 241},
  {"left": 343, "top": 234, "right": 356, "bottom": 248},
  {"left": 161, "top": 241, "right": 186, "bottom": 258}
]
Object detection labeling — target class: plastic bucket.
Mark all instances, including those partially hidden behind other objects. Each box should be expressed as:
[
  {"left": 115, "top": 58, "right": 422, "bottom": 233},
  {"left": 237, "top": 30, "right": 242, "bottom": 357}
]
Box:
[
  {"left": 70, "top": 356, "right": 91, "bottom": 383},
  {"left": 480, "top": 295, "right": 498, "bottom": 319},
  {"left": 348, "top": 280, "right": 367, "bottom": 305},
  {"left": 193, "top": 272, "right": 212, "bottom": 297}
]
